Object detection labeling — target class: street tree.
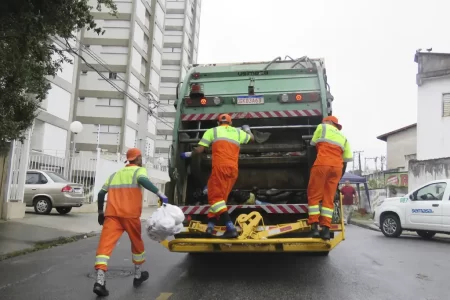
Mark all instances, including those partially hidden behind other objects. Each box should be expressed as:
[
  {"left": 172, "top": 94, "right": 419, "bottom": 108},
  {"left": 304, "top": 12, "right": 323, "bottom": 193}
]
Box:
[{"left": 0, "top": 0, "right": 117, "bottom": 154}]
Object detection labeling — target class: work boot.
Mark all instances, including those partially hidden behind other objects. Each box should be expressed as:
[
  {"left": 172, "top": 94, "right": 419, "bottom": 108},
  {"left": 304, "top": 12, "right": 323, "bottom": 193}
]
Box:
[
  {"left": 133, "top": 271, "right": 149, "bottom": 287},
  {"left": 222, "top": 228, "right": 238, "bottom": 239},
  {"left": 320, "top": 226, "right": 331, "bottom": 240},
  {"left": 206, "top": 218, "right": 216, "bottom": 237},
  {"left": 310, "top": 223, "right": 320, "bottom": 238},
  {"left": 93, "top": 282, "right": 109, "bottom": 297}
]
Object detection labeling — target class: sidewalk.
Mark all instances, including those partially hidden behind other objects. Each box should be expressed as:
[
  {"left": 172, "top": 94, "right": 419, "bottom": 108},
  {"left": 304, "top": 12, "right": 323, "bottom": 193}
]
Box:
[{"left": 0, "top": 206, "right": 157, "bottom": 260}]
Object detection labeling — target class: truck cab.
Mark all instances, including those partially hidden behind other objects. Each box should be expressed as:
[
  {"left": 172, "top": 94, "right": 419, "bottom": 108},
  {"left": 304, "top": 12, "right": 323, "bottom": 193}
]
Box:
[{"left": 374, "top": 179, "right": 450, "bottom": 239}]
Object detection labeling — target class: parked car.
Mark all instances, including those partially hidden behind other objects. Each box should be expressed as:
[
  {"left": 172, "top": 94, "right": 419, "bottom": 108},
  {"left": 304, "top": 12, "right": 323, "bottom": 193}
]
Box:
[
  {"left": 24, "top": 170, "right": 85, "bottom": 215},
  {"left": 374, "top": 179, "right": 450, "bottom": 239}
]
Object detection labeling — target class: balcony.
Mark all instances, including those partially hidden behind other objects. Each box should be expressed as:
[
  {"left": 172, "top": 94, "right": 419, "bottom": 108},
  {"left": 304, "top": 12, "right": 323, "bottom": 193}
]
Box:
[
  {"left": 160, "top": 69, "right": 181, "bottom": 83},
  {"left": 166, "top": 1, "right": 185, "bottom": 14},
  {"left": 164, "top": 35, "right": 182, "bottom": 48},
  {"left": 162, "top": 52, "right": 182, "bottom": 66}
]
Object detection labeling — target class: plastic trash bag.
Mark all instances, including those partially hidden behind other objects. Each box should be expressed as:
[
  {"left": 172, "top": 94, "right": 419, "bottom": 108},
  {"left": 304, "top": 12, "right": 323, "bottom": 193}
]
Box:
[
  {"left": 146, "top": 204, "right": 185, "bottom": 242},
  {"left": 164, "top": 204, "right": 185, "bottom": 225}
]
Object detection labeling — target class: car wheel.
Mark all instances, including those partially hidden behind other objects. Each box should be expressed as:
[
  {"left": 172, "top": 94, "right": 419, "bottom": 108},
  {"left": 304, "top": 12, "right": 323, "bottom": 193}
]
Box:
[
  {"left": 416, "top": 230, "right": 436, "bottom": 239},
  {"left": 56, "top": 207, "right": 72, "bottom": 215},
  {"left": 34, "top": 197, "right": 52, "bottom": 215},
  {"left": 381, "top": 214, "right": 402, "bottom": 238}
]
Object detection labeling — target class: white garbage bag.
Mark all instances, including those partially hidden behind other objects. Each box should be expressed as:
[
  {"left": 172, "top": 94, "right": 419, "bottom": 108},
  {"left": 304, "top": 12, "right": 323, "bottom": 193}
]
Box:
[
  {"left": 146, "top": 204, "right": 185, "bottom": 242},
  {"left": 164, "top": 204, "right": 185, "bottom": 225}
]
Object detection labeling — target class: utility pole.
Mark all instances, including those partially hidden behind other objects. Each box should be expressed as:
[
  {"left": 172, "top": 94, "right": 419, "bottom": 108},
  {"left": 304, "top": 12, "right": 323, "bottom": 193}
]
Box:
[
  {"left": 380, "top": 155, "right": 386, "bottom": 171},
  {"left": 365, "top": 157, "right": 379, "bottom": 173},
  {"left": 353, "top": 150, "right": 364, "bottom": 175}
]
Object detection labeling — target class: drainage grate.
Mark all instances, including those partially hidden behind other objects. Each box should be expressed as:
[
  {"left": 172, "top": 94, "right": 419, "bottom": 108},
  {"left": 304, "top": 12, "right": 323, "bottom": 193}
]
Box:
[{"left": 87, "top": 269, "right": 133, "bottom": 279}]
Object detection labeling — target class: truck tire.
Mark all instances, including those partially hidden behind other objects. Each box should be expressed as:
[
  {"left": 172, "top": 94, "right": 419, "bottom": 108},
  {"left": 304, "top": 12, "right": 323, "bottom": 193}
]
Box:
[
  {"left": 381, "top": 214, "right": 402, "bottom": 238},
  {"left": 416, "top": 230, "right": 436, "bottom": 240}
]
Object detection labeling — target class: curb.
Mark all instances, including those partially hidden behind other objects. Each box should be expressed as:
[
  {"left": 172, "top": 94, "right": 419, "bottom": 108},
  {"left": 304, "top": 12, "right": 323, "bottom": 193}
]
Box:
[
  {"left": 349, "top": 220, "right": 380, "bottom": 232},
  {"left": 0, "top": 231, "right": 100, "bottom": 262}
]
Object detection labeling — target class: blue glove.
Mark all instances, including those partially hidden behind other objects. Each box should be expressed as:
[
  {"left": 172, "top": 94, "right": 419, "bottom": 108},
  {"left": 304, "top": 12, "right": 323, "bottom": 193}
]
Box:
[
  {"left": 180, "top": 152, "right": 192, "bottom": 159},
  {"left": 157, "top": 191, "right": 169, "bottom": 204},
  {"left": 242, "top": 125, "right": 251, "bottom": 133}
]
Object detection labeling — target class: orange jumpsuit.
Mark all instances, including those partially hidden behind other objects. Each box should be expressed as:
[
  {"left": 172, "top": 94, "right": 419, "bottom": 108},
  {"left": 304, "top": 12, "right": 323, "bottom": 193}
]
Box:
[
  {"left": 307, "top": 123, "right": 352, "bottom": 228},
  {"left": 198, "top": 124, "right": 251, "bottom": 218},
  {"left": 94, "top": 165, "right": 147, "bottom": 271}
]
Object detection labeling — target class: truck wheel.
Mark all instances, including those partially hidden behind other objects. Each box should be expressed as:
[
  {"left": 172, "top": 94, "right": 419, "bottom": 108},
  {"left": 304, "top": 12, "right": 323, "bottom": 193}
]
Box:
[
  {"left": 381, "top": 214, "right": 402, "bottom": 238},
  {"left": 416, "top": 230, "right": 436, "bottom": 240}
]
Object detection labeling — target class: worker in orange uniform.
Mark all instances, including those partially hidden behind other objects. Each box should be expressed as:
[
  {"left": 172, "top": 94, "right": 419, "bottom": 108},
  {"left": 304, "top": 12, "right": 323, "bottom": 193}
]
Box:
[
  {"left": 180, "top": 114, "right": 254, "bottom": 238},
  {"left": 93, "top": 148, "right": 168, "bottom": 297},
  {"left": 307, "top": 116, "right": 353, "bottom": 240}
]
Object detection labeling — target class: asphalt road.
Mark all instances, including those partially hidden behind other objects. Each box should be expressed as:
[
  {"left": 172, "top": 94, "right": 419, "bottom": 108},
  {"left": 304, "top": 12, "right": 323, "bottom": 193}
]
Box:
[{"left": 0, "top": 225, "right": 448, "bottom": 300}]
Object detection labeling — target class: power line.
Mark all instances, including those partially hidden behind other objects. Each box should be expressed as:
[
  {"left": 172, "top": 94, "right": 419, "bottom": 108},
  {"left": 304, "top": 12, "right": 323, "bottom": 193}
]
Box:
[{"left": 62, "top": 38, "right": 174, "bottom": 130}]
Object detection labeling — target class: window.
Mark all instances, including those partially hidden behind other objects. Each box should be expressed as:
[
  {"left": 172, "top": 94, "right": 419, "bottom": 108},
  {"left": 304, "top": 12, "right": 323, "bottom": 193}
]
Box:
[
  {"left": 26, "top": 172, "right": 47, "bottom": 185},
  {"left": 96, "top": 98, "right": 123, "bottom": 107},
  {"left": 98, "top": 125, "right": 121, "bottom": 134},
  {"left": 109, "top": 72, "right": 117, "bottom": 79},
  {"left": 46, "top": 172, "right": 68, "bottom": 183},
  {"left": 412, "top": 182, "right": 447, "bottom": 201},
  {"left": 443, "top": 93, "right": 450, "bottom": 117}
]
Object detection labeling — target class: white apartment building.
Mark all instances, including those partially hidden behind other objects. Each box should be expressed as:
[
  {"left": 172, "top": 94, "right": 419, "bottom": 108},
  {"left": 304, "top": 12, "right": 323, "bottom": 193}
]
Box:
[
  {"left": 155, "top": 0, "right": 201, "bottom": 159},
  {"left": 30, "top": 37, "right": 80, "bottom": 158},
  {"left": 71, "top": 0, "right": 168, "bottom": 159}
]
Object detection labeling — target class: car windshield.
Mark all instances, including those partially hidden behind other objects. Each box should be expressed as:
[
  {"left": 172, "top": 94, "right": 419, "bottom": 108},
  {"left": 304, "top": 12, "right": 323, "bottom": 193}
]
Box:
[{"left": 46, "top": 172, "right": 69, "bottom": 183}]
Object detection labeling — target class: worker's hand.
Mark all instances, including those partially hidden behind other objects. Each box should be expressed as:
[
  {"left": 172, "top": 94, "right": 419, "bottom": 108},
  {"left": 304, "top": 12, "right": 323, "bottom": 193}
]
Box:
[
  {"left": 98, "top": 212, "right": 105, "bottom": 226},
  {"left": 180, "top": 152, "right": 192, "bottom": 159},
  {"left": 242, "top": 125, "right": 251, "bottom": 133},
  {"left": 157, "top": 191, "right": 169, "bottom": 204},
  {"left": 203, "top": 186, "right": 208, "bottom": 195}
]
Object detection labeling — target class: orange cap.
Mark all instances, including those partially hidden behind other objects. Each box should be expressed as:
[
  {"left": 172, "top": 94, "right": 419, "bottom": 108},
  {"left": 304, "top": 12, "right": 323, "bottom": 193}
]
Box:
[
  {"left": 323, "top": 116, "right": 342, "bottom": 130},
  {"left": 218, "top": 113, "right": 232, "bottom": 123},
  {"left": 126, "top": 148, "right": 142, "bottom": 162}
]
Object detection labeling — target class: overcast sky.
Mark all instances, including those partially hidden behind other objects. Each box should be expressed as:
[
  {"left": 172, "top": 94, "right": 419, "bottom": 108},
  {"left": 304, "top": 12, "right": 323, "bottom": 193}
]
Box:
[{"left": 196, "top": 0, "right": 450, "bottom": 171}]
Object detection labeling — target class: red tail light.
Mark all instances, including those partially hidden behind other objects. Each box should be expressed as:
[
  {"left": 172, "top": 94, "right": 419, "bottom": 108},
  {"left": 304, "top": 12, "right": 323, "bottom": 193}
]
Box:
[
  {"left": 61, "top": 185, "right": 73, "bottom": 193},
  {"left": 192, "top": 72, "right": 201, "bottom": 79},
  {"left": 189, "top": 83, "right": 204, "bottom": 98}
]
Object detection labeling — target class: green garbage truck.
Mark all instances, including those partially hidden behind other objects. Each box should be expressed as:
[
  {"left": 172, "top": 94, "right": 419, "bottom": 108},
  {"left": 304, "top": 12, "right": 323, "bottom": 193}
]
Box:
[{"left": 160, "top": 56, "right": 344, "bottom": 255}]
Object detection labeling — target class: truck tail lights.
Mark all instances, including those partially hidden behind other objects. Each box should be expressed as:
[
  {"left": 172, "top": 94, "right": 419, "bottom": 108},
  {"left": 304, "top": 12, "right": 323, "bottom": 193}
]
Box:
[
  {"left": 278, "top": 92, "right": 320, "bottom": 103},
  {"left": 184, "top": 96, "right": 223, "bottom": 107},
  {"left": 189, "top": 83, "right": 204, "bottom": 98}
]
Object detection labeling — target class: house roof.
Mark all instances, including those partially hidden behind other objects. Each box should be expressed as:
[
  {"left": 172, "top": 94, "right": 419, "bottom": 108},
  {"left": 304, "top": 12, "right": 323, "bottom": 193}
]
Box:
[{"left": 377, "top": 123, "right": 417, "bottom": 142}]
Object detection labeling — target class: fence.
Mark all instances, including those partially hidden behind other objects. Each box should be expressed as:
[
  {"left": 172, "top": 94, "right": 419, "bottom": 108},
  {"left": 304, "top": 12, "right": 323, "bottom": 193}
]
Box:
[{"left": 27, "top": 149, "right": 170, "bottom": 203}]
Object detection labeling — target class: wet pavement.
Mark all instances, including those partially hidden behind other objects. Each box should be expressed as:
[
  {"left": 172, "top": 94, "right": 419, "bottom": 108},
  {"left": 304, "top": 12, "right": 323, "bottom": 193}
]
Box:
[{"left": 0, "top": 225, "right": 448, "bottom": 300}]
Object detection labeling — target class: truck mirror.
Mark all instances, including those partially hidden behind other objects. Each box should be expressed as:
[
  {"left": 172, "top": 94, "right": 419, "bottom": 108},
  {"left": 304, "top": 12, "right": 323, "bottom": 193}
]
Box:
[{"left": 409, "top": 194, "right": 414, "bottom": 200}]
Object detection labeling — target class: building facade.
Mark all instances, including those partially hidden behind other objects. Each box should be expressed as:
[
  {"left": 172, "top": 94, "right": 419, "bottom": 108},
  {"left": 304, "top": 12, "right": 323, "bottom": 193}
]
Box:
[
  {"left": 71, "top": 0, "right": 168, "bottom": 159},
  {"left": 377, "top": 124, "right": 417, "bottom": 171},
  {"left": 415, "top": 52, "right": 450, "bottom": 161},
  {"left": 30, "top": 37, "right": 80, "bottom": 158},
  {"left": 155, "top": 0, "right": 201, "bottom": 160}
]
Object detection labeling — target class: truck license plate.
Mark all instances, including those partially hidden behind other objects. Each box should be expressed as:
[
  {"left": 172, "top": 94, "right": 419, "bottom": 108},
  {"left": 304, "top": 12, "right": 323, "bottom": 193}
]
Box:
[{"left": 237, "top": 95, "right": 264, "bottom": 105}]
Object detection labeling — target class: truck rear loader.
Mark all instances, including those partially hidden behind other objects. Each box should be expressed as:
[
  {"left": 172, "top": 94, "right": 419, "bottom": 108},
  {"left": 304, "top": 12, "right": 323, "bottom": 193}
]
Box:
[{"left": 160, "top": 56, "right": 345, "bottom": 255}]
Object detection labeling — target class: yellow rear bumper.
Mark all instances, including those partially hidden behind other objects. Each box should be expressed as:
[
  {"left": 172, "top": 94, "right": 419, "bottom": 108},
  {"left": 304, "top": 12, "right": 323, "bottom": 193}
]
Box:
[{"left": 160, "top": 231, "right": 343, "bottom": 253}]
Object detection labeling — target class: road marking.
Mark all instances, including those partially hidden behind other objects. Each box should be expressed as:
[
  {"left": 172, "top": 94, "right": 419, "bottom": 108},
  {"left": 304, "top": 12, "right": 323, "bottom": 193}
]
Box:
[{"left": 156, "top": 292, "right": 173, "bottom": 300}]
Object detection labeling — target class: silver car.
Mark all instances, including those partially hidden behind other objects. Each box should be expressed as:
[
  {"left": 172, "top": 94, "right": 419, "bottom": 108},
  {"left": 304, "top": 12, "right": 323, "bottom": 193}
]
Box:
[{"left": 24, "top": 170, "right": 86, "bottom": 215}]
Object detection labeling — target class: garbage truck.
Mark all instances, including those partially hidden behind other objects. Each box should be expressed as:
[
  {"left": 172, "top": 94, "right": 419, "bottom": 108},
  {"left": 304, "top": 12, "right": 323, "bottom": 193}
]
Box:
[{"left": 160, "top": 56, "right": 345, "bottom": 255}]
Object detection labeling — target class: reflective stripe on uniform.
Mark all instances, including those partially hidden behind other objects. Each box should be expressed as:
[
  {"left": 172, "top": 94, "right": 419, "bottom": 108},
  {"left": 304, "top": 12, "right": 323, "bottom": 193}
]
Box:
[
  {"left": 310, "top": 123, "right": 353, "bottom": 161},
  {"left": 199, "top": 125, "right": 250, "bottom": 148},
  {"left": 320, "top": 206, "right": 334, "bottom": 218},
  {"left": 209, "top": 200, "right": 227, "bottom": 213},
  {"left": 95, "top": 255, "right": 110, "bottom": 266},
  {"left": 308, "top": 205, "right": 320, "bottom": 215},
  {"left": 199, "top": 138, "right": 210, "bottom": 146},
  {"left": 132, "top": 252, "right": 145, "bottom": 262}
]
